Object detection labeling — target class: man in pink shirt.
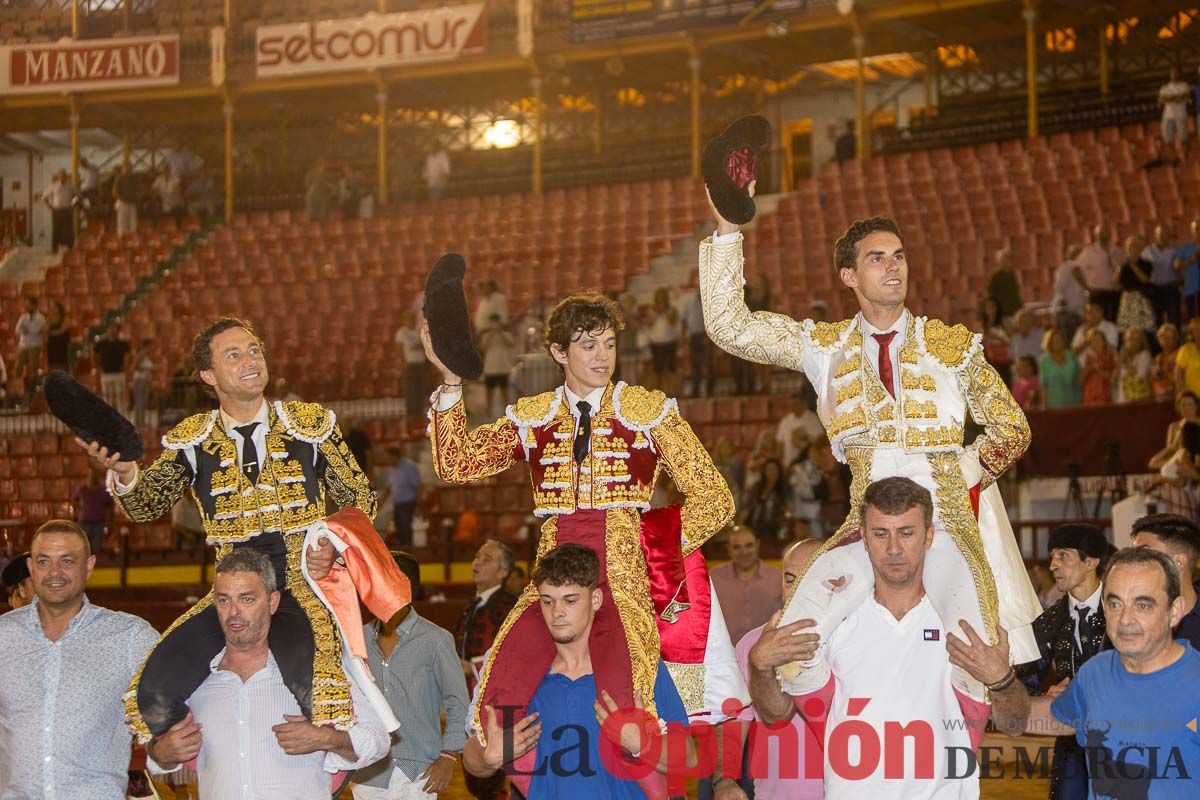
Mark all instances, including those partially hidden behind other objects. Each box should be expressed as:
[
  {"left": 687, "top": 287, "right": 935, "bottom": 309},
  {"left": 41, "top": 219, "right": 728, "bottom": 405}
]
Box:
[
  {"left": 710, "top": 525, "right": 783, "bottom": 646},
  {"left": 733, "top": 536, "right": 826, "bottom": 799}
]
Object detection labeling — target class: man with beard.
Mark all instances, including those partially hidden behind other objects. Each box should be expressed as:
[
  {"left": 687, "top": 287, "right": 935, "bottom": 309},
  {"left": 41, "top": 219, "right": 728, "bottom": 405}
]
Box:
[
  {"left": 147, "top": 548, "right": 389, "bottom": 798},
  {"left": 0, "top": 520, "right": 158, "bottom": 799}
]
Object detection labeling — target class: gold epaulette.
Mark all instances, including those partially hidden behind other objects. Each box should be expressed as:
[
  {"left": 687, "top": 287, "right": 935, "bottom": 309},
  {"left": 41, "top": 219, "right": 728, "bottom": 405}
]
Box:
[
  {"left": 275, "top": 400, "right": 335, "bottom": 443},
  {"left": 161, "top": 411, "right": 218, "bottom": 450},
  {"left": 809, "top": 318, "right": 854, "bottom": 349},
  {"left": 921, "top": 318, "right": 979, "bottom": 371},
  {"left": 613, "top": 383, "right": 675, "bottom": 430},
  {"left": 505, "top": 390, "right": 562, "bottom": 428}
]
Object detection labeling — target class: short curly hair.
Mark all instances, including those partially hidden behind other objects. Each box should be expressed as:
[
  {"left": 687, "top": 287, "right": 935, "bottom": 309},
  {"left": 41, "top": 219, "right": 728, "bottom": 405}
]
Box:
[
  {"left": 543, "top": 292, "right": 624, "bottom": 357},
  {"left": 833, "top": 217, "right": 904, "bottom": 272},
  {"left": 191, "top": 317, "right": 265, "bottom": 397},
  {"left": 533, "top": 543, "right": 600, "bottom": 589}
]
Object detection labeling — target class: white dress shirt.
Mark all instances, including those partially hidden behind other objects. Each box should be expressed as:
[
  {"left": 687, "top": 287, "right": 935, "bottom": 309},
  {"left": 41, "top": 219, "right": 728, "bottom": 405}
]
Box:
[
  {"left": 153, "top": 650, "right": 389, "bottom": 800},
  {"left": 860, "top": 309, "right": 910, "bottom": 392}
]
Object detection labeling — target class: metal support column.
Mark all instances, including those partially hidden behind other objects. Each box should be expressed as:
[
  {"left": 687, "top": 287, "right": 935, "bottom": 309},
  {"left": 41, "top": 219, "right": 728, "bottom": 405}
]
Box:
[{"left": 1024, "top": 0, "right": 1039, "bottom": 138}]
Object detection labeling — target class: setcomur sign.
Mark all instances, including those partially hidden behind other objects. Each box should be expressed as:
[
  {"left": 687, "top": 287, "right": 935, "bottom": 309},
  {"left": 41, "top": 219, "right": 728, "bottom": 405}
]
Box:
[{"left": 256, "top": 4, "right": 487, "bottom": 78}]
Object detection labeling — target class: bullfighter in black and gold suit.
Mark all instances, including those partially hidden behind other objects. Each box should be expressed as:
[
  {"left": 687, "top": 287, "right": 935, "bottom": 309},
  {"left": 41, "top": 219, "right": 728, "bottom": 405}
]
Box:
[{"left": 100, "top": 318, "right": 378, "bottom": 743}]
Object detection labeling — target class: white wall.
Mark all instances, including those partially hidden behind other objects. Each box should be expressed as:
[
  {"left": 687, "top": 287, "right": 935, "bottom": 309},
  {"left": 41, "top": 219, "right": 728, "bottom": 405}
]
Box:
[{"left": 0, "top": 147, "right": 121, "bottom": 248}]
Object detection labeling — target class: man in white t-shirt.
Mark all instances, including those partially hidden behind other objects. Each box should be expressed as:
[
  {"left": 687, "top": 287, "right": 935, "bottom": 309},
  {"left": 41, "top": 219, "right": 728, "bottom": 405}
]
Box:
[
  {"left": 13, "top": 296, "right": 46, "bottom": 407},
  {"left": 776, "top": 390, "right": 824, "bottom": 467},
  {"left": 747, "top": 476, "right": 1029, "bottom": 799},
  {"left": 1069, "top": 301, "right": 1119, "bottom": 353},
  {"left": 395, "top": 312, "right": 427, "bottom": 417},
  {"left": 1160, "top": 67, "right": 1190, "bottom": 159}
]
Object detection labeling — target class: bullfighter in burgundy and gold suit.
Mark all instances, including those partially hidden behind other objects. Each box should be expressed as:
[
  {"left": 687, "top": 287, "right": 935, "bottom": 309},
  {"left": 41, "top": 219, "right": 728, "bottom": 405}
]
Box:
[
  {"left": 698, "top": 219, "right": 1042, "bottom": 706},
  {"left": 424, "top": 292, "right": 742, "bottom": 749}
]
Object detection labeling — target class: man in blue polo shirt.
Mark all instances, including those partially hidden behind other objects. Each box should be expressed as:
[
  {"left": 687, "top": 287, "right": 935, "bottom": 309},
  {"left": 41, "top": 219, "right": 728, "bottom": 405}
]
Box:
[
  {"left": 463, "top": 543, "right": 691, "bottom": 798},
  {"left": 993, "top": 546, "right": 1200, "bottom": 799}
]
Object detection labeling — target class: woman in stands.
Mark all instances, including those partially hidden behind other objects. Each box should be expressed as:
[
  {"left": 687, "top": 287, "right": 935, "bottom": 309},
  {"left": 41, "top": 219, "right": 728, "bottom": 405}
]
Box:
[
  {"left": 1149, "top": 420, "right": 1200, "bottom": 517},
  {"left": 1117, "top": 327, "right": 1154, "bottom": 403},
  {"left": 45, "top": 301, "right": 70, "bottom": 374},
  {"left": 1116, "top": 235, "right": 1156, "bottom": 335},
  {"left": 1154, "top": 322, "right": 1182, "bottom": 401},
  {"left": 1080, "top": 328, "right": 1117, "bottom": 405},
  {"left": 739, "top": 457, "right": 791, "bottom": 540},
  {"left": 1149, "top": 390, "right": 1200, "bottom": 471},
  {"left": 980, "top": 296, "right": 1013, "bottom": 385},
  {"left": 1039, "top": 328, "right": 1082, "bottom": 408},
  {"left": 1011, "top": 354, "right": 1042, "bottom": 410}
]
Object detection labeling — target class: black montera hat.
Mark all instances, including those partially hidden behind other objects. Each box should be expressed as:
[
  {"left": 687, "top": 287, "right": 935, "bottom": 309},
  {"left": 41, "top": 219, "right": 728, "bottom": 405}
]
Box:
[
  {"left": 423, "top": 253, "right": 484, "bottom": 381},
  {"left": 702, "top": 115, "right": 772, "bottom": 225},
  {"left": 1047, "top": 524, "right": 1111, "bottom": 561},
  {"left": 2, "top": 553, "right": 30, "bottom": 590},
  {"left": 44, "top": 370, "right": 144, "bottom": 460}
]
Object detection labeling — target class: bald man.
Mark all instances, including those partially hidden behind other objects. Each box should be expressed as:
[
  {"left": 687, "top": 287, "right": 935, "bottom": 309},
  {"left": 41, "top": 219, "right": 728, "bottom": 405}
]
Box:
[{"left": 727, "top": 539, "right": 825, "bottom": 800}]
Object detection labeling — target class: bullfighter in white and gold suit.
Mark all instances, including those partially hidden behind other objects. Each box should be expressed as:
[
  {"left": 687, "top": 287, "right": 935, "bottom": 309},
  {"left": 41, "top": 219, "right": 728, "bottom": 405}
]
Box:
[{"left": 698, "top": 207, "right": 1042, "bottom": 705}]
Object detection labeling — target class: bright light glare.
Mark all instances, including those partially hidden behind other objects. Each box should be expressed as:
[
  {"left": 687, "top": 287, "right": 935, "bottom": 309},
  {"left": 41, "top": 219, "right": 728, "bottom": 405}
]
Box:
[{"left": 484, "top": 119, "right": 521, "bottom": 149}]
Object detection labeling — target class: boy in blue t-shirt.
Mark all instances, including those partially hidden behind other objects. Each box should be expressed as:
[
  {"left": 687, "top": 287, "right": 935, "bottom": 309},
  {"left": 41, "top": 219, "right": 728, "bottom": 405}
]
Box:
[
  {"left": 463, "top": 544, "right": 692, "bottom": 798},
  {"left": 1005, "top": 547, "right": 1200, "bottom": 799}
]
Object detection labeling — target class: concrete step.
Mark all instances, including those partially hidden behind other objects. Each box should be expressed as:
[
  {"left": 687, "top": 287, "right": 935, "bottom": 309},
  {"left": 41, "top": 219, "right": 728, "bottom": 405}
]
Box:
[{"left": 0, "top": 245, "right": 62, "bottom": 285}]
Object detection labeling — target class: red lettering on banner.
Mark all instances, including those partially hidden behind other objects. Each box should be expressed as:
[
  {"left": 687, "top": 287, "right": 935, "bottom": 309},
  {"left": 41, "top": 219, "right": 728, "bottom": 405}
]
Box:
[{"left": 255, "top": 5, "right": 487, "bottom": 76}]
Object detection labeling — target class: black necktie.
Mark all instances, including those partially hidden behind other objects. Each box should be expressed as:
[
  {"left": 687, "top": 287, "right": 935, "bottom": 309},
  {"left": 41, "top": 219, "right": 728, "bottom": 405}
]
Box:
[
  {"left": 574, "top": 401, "right": 592, "bottom": 465},
  {"left": 235, "top": 423, "right": 260, "bottom": 485},
  {"left": 461, "top": 596, "right": 483, "bottom": 658},
  {"left": 1075, "top": 606, "right": 1094, "bottom": 660}
]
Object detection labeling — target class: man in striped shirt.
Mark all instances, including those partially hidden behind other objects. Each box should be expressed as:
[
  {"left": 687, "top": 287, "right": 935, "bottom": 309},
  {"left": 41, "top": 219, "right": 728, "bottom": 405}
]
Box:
[{"left": 147, "top": 548, "right": 389, "bottom": 799}]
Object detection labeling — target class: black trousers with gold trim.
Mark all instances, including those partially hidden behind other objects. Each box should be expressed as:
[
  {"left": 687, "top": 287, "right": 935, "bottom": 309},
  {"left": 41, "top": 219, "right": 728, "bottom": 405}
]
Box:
[{"left": 126, "top": 531, "right": 350, "bottom": 741}]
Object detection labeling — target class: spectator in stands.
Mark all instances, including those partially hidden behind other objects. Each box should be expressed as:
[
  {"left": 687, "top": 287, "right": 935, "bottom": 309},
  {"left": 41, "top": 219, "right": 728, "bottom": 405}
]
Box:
[
  {"left": 647, "top": 287, "right": 681, "bottom": 395},
  {"left": 980, "top": 295, "right": 1013, "bottom": 384},
  {"left": 385, "top": 444, "right": 422, "bottom": 547},
  {"left": 0, "top": 520, "right": 159, "bottom": 799},
  {"left": 1009, "top": 308, "right": 1044, "bottom": 364},
  {"left": 93, "top": 323, "right": 130, "bottom": 416},
  {"left": 1131, "top": 513, "right": 1200, "bottom": 649},
  {"left": 72, "top": 467, "right": 114, "bottom": 556},
  {"left": 710, "top": 525, "right": 783, "bottom": 647},
  {"left": 1149, "top": 390, "right": 1199, "bottom": 471},
  {"left": 1, "top": 552, "right": 32, "bottom": 609},
  {"left": 1116, "top": 234, "right": 1156, "bottom": 334},
  {"left": 1080, "top": 328, "right": 1116, "bottom": 406},
  {"left": 1151, "top": 419, "right": 1200, "bottom": 500},
  {"left": 1011, "top": 355, "right": 1042, "bottom": 410},
  {"left": 274, "top": 376, "right": 301, "bottom": 403},
  {"left": 776, "top": 388, "right": 823, "bottom": 468},
  {"left": 744, "top": 429, "right": 783, "bottom": 492},
  {"left": 479, "top": 314, "right": 516, "bottom": 418},
  {"left": 347, "top": 425, "right": 372, "bottom": 477},
  {"left": 423, "top": 145, "right": 451, "bottom": 202},
  {"left": 112, "top": 162, "right": 139, "bottom": 237},
  {"left": 1154, "top": 322, "right": 1182, "bottom": 401},
  {"left": 352, "top": 551, "right": 469, "bottom": 799},
  {"left": 1143, "top": 223, "right": 1180, "bottom": 325},
  {"left": 44, "top": 300, "right": 69, "bottom": 374},
  {"left": 987, "top": 247, "right": 1022, "bottom": 319},
  {"left": 712, "top": 435, "right": 746, "bottom": 508},
  {"left": 616, "top": 293, "right": 644, "bottom": 384},
  {"left": 151, "top": 165, "right": 185, "bottom": 228},
  {"left": 304, "top": 157, "right": 333, "bottom": 222},
  {"left": 682, "top": 289, "right": 713, "bottom": 397},
  {"left": 789, "top": 437, "right": 829, "bottom": 538},
  {"left": 1040, "top": 328, "right": 1082, "bottom": 408},
  {"left": 455, "top": 539, "right": 516, "bottom": 800},
  {"left": 337, "top": 163, "right": 363, "bottom": 220},
  {"left": 0, "top": 353, "right": 7, "bottom": 408},
  {"left": 14, "top": 296, "right": 45, "bottom": 403},
  {"left": 1077, "top": 224, "right": 1123, "bottom": 319},
  {"left": 395, "top": 311, "right": 427, "bottom": 418},
  {"left": 1159, "top": 66, "right": 1190, "bottom": 161},
  {"left": 1117, "top": 327, "right": 1153, "bottom": 404},
  {"left": 146, "top": 548, "right": 389, "bottom": 793},
  {"left": 834, "top": 119, "right": 856, "bottom": 162},
  {"left": 509, "top": 337, "right": 559, "bottom": 398},
  {"left": 472, "top": 279, "right": 508, "bottom": 333},
  {"left": 42, "top": 169, "right": 77, "bottom": 254},
  {"left": 1175, "top": 217, "right": 1200, "bottom": 319},
  {"left": 1053, "top": 244, "right": 1088, "bottom": 342},
  {"left": 79, "top": 157, "right": 99, "bottom": 219},
  {"left": 739, "top": 458, "right": 791, "bottom": 540},
  {"left": 1176, "top": 315, "right": 1200, "bottom": 396},
  {"left": 1070, "top": 301, "right": 1119, "bottom": 353},
  {"left": 130, "top": 338, "right": 154, "bottom": 428}
]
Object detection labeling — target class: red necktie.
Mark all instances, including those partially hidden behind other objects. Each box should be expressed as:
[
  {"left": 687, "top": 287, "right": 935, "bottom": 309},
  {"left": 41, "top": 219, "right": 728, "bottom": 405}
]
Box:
[{"left": 873, "top": 331, "right": 897, "bottom": 398}]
